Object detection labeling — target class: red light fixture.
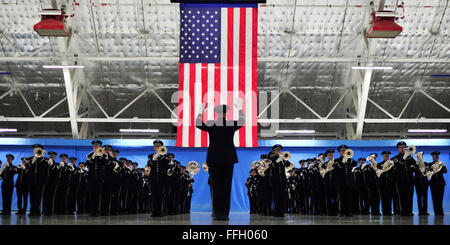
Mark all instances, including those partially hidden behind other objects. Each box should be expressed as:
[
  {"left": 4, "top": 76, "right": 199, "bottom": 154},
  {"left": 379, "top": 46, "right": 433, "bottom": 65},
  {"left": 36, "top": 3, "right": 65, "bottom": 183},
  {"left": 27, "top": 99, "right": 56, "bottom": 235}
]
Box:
[
  {"left": 366, "top": 11, "right": 403, "bottom": 38},
  {"left": 33, "top": 9, "right": 69, "bottom": 37}
]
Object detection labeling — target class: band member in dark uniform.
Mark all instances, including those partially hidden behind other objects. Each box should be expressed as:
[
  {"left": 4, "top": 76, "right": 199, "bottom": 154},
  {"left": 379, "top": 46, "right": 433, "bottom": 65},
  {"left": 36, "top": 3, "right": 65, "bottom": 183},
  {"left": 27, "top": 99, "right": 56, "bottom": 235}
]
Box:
[
  {"left": 309, "top": 158, "right": 323, "bottom": 215},
  {"left": 42, "top": 151, "right": 57, "bottom": 215},
  {"left": 0, "top": 154, "right": 18, "bottom": 215},
  {"left": 246, "top": 170, "right": 254, "bottom": 214},
  {"left": 54, "top": 153, "right": 70, "bottom": 215},
  {"left": 376, "top": 151, "right": 394, "bottom": 216},
  {"left": 127, "top": 162, "right": 140, "bottom": 214},
  {"left": 335, "top": 145, "right": 357, "bottom": 217},
  {"left": 195, "top": 104, "right": 244, "bottom": 220},
  {"left": 101, "top": 145, "right": 115, "bottom": 216},
  {"left": 268, "top": 144, "right": 291, "bottom": 217},
  {"left": 297, "top": 160, "right": 308, "bottom": 214},
  {"left": 391, "top": 141, "right": 415, "bottom": 216},
  {"left": 86, "top": 140, "right": 106, "bottom": 217},
  {"left": 166, "top": 153, "right": 182, "bottom": 215},
  {"left": 363, "top": 153, "right": 381, "bottom": 215},
  {"left": 287, "top": 169, "right": 298, "bottom": 214},
  {"left": 353, "top": 158, "right": 368, "bottom": 215},
  {"left": 414, "top": 152, "right": 429, "bottom": 215},
  {"left": 110, "top": 149, "right": 122, "bottom": 215},
  {"left": 426, "top": 151, "right": 447, "bottom": 216},
  {"left": 322, "top": 150, "right": 337, "bottom": 216},
  {"left": 16, "top": 157, "right": 30, "bottom": 214},
  {"left": 256, "top": 154, "right": 272, "bottom": 216},
  {"left": 66, "top": 157, "right": 79, "bottom": 214},
  {"left": 76, "top": 162, "right": 88, "bottom": 214},
  {"left": 26, "top": 144, "right": 49, "bottom": 216},
  {"left": 146, "top": 139, "right": 170, "bottom": 217}
]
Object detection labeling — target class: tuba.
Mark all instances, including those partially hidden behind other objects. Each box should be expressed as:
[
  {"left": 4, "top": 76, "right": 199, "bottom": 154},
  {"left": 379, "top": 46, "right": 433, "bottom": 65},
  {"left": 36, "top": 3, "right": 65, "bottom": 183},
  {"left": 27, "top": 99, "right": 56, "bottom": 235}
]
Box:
[
  {"left": 157, "top": 146, "right": 168, "bottom": 155},
  {"left": 34, "top": 147, "right": 46, "bottom": 158},
  {"left": 281, "top": 151, "right": 291, "bottom": 161},
  {"left": 202, "top": 162, "right": 209, "bottom": 173},
  {"left": 187, "top": 161, "right": 200, "bottom": 176}
]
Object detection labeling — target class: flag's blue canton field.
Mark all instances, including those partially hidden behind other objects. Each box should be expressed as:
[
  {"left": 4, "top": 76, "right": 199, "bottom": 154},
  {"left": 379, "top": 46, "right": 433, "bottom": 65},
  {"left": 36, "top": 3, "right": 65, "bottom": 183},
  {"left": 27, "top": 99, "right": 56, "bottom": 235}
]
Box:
[{"left": 180, "top": 7, "right": 221, "bottom": 63}]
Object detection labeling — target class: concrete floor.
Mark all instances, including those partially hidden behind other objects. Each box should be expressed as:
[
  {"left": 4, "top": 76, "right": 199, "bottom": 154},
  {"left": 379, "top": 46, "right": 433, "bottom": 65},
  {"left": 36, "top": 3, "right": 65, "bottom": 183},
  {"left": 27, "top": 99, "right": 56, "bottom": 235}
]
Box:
[{"left": 0, "top": 212, "right": 448, "bottom": 225}]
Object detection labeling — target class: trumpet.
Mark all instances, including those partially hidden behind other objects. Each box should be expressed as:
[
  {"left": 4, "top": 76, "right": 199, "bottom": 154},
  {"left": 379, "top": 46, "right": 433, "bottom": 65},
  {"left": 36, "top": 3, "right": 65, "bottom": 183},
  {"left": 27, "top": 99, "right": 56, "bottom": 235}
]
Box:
[
  {"left": 202, "top": 162, "right": 209, "bottom": 173},
  {"left": 344, "top": 149, "right": 354, "bottom": 159},
  {"left": 281, "top": 151, "right": 291, "bottom": 161},
  {"left": 408, "top": 145, "right": 416, "bottom": 154},
  {"left": 94, "top": 147, "right": 105, "bottom": 156},
  {"left": 157, "top": 146, "right": 168, "bottom": 155},
  {"left": 34, "top": 147, "right": 46, "bottom": 158},
  {"left": 187, "top": 161, "right": 200, "bottom": 176}
]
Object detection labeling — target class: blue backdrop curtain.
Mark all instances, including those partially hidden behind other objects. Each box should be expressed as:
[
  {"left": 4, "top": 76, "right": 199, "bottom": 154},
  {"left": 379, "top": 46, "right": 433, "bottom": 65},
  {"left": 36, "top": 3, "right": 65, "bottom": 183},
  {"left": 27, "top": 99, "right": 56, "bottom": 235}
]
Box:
[{"left": 0, "top": 138, "right": 449, "bottom": 212}]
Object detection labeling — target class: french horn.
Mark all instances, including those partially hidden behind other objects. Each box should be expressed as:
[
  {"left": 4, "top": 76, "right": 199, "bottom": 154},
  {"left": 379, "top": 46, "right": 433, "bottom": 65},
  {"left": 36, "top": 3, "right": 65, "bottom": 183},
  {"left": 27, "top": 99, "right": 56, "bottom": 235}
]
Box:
[
  {"left": 34, "top": 147, "right": 46, "bottom": 158},
  {"left": 250, "top": 161, "right": 260, "bottom": 170},
  {"left": 187, "top": 161, "right": 200, "bottom": 176},
  {"left": 202, "top": 162, "right": 209, "bottom": 173}
]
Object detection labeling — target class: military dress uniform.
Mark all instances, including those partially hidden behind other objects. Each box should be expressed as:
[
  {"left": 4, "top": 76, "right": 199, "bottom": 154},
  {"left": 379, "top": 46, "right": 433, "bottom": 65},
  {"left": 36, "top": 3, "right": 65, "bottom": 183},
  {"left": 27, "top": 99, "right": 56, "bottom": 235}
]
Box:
[
  {"left": 86, "top": 140, "right": 107, "bottom": 216},
  {"left": 376, "top": 153, "right": 395, "bottom": 216},
  {"left": 26, "top": 144, "right": 50, "bottom": 216},
  {"left": 15, "top": 159, "right": 31, "bottom": 214},
  {"left": 42, "top": 151, "right": 58, "bottom": 215},
  {"left": 296, "top": 164, "right": 309, "bottom": 214},
  {"left": 363, "top": 160, "right": 381, "bottom": 215},
  {"left": 66, "top": 160, "right": 80, "bottom": 214},
  {"left": 0, "top": 156, "right": 18, "bottom": 215},
  {"left": 267, "top": 145, "right": 291, "bottom": 217},
  {"left": 426, "top": 151, "right": 447, "bottom": 216},
  {"left": 391, "top": 141, "right": 416, "bottom": 216},
  {"left": 101, "top": 147, "right": 116, "bottom": 216},
  {"left": 334, "top": 151, "right": 358, "bottom": 216},
  {"left": 352, "top": 160, "right": 369, "bottom": 215},
  {"left": 147, "top": 140, "right": 170, "bottom": 217},
  {"left": 76, "top": 163, "right": 89, "bottom": 214}
]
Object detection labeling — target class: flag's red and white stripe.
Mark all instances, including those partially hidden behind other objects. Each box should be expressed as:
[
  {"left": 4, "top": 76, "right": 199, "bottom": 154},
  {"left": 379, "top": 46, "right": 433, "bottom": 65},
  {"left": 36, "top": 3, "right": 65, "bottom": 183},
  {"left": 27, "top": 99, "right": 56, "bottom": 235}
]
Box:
[{"left": 177, "top": 7, "right": 258, "bottom": 148}]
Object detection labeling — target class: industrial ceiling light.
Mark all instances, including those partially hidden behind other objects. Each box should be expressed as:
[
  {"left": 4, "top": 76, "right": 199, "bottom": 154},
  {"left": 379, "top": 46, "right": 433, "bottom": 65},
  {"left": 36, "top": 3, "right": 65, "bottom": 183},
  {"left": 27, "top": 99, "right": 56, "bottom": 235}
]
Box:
[
  {"left": 276, "top": 130, "right": 316, "bottom": 134},
  {"left": 34, "top": 9, "right": 69, "bottom": 37},
  {"left": 408, "top": 129, "right": 448, "bottom": 133},
  {"left": 42, "top": 65, "right": 85, "bottom": 69},
  {"left": 120, "top": 129, "right": 160, "bottom": 133},
  {"left": 351, "top": 66, "right": 393, "bottom": 70},
  {"left": 0, "top": 128, "right": 17, "bottom": 133}
]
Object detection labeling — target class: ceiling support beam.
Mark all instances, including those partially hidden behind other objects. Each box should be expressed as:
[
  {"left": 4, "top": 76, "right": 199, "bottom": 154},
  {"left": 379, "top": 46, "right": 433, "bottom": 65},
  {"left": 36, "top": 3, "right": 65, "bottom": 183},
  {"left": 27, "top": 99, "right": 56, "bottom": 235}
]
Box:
[
  {"left": 367, "top": 98, "right": 396, "bottom": 119},
  {"left": 418, "top": 89, "right": 450, "bottom": 113},
  {"left": 355, "top": 67, "right": 372, "bottom": 139},
  {"left": 57, "top": 37, "right": 79, "bottom": 139},
  {"left": 286, "top": 89, "right": 322, "bottom": 119},
  {"left": 0, "top": 88, "right": 14, "bottom": 100},
  {"left": 38, "top": 97, "right": 67, "bottom": 118},
  {"left": 112, "top": 88, "right": 150, "bottom": 118}
]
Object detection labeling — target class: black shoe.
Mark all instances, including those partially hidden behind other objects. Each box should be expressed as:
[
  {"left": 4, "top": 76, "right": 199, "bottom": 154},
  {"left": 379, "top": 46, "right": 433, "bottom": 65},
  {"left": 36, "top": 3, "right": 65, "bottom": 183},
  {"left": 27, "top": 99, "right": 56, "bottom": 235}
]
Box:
[{"left": 0, "top": 212, "right": 11, "bottom": 215}]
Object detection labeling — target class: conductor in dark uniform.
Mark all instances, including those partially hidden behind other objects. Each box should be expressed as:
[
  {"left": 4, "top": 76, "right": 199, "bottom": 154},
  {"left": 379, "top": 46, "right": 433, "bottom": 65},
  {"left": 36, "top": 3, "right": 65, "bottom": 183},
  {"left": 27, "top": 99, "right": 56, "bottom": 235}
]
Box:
[{"left": 195, "top": 103, "right": 244, "bottom": 220}]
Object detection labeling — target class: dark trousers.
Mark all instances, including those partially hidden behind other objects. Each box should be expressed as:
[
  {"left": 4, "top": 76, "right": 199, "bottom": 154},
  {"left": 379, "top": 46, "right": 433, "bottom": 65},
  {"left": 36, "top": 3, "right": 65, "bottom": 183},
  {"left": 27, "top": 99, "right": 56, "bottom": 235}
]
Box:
[
  {"left": 311, "top": 188, "right": 322, "bottom": 215},
  {"left": 29, "top": 184, "right": 45, "bottom": 215},
  {"left": 77, "top": 190, "right": 87, "bottom": 214},
  {"left": 209, "top": 163, "right": 234, "bottom": 218},
  {"left": 378, "top": 185, "right": 393, "bottom": 215},
  {"left": 1, "top": 185, "right": 14, "bottom": 213},
  {"left": 88, "top": 179, "right": 102, "bottom": 215},
  {"left": 256, "top": 188, "right": 271, "bottom": 215},
  {"left": 101, "top": 181, "right": 113, "bottom": 214},
  {"left": 367, "top": 186, "right": 380, "bottom": 214},
  {"left": 415, "top": 183, "right": 428, "bottom": 214},
  {"left": 42, "top": 183, "right": 56, "bottom": 214},
  {"left": 167, "top": 185, "right": 179, "bottom": 214},
  {"left": 54, "top": 185, "right": 67, "bottom": 214},
  {"left": 325, "top": 186, "right": 338, "bottom": 215},
  {"left": 271, "top": 181, "right": 286, "bottom": 215},
  {"left": 150, "top": 182, "right": 166, "bottom": 216},
  {"left": 395, "top": 180, "right": 413, "bottom": 215},
  {"left": 127, "top": 188, "right": 138, "bottom": 214},
  {"left": 111, "top": 184, "right": 122, "bottom": 214},
  {"left": 392, "top": 186, "right": 400, "bottom": 214},
  {"left": 16, "top": 188, "right": 29, "bottom": 212},
  {"left": 430, "top": 184, "right": 445, "bottom": 215},
  {"left": 66, "top": 188, "right": 77, "bottom": 213},
  {"left": 248, "top": 193, "right": 257, "bottom": 213},
  {"left": 337, "top": 185, "right": 353, "bottom": 216},
  {"left": 357, "top": 187, "right": 369, "bottom": 214},
  {"left": 296, "top": 189, "right": 306, "bottom": 214}
]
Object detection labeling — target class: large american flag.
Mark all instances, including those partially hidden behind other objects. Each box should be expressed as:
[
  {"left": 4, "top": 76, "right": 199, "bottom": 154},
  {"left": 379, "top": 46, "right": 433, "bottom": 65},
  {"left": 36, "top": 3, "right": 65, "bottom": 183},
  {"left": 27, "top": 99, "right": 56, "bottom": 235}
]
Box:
[{"left": 176, "top": 2, "right": 258, "bottom": 148}]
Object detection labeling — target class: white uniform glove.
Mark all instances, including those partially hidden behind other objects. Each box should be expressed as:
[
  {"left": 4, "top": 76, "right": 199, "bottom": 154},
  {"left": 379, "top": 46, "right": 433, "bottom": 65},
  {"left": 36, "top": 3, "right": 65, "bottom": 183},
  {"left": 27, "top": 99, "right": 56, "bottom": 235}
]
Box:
[
  {"left": 403, "top": 152, "right": 411, "bottom": 160},
  {"left": 152, "top": 153, "right": 160, "bottom": 161},
  {"left": 276, "top": 156, "right": 283, "bottom": 163},
  {"left": 114, "top": 162, "right": 120, "bottom": 170}
]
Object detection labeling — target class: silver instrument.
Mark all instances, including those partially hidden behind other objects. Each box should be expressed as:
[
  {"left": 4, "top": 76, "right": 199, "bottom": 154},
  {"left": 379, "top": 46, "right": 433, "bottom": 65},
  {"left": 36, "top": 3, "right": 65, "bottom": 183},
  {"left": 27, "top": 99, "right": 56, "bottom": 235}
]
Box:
[
  {"left": 186, "top": 161, "right": 200, "bottom": 176},
  {"left": 281, "top": 151, "right": 291, "bottom": 161},
  {"left": 320, "top": 158, "right": 334, "bottom": 178},
  {"left": 426, "top": 161, "right": 445, "bottom": 180},
  {"left": 202, "top": 162, "right": 209, "bottom": 173},
  {"left": 375, "top": 160, "right": 394, "bottom": 178},
  {"left": 157, "top": 146, "right": 168, "bottom": 155},
  {"left": 34, "top": 147, "right": 46, "bottom": 158}
]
